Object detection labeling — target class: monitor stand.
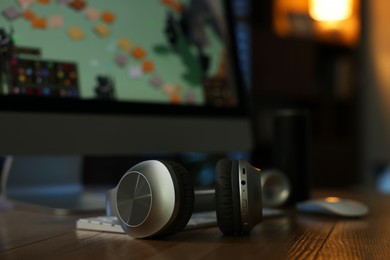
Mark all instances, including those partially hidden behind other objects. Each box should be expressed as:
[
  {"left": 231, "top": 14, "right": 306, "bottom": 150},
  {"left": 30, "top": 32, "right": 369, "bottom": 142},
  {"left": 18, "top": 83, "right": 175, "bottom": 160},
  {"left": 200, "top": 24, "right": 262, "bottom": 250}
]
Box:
[{"left": 1, "top": 155, "right": 107, "bottom": 215}]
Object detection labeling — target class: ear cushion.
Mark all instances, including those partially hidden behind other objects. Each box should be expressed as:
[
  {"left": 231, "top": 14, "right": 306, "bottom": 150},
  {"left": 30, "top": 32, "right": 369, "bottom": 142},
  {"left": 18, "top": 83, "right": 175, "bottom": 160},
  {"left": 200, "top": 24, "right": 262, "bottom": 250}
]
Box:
[
  {"left": 157, "top": 161, "right": 194, "bottom": 237},
  {"left": 215, "top": 159, "right": 242, "bottom": 235}
]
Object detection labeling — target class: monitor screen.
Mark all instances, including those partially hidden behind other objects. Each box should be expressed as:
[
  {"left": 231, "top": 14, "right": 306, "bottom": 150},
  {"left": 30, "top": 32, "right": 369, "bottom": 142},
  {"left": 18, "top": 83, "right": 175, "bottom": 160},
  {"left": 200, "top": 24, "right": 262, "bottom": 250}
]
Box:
[
  {"left": 0, "top": 0, "right": 253, "bottom": 155},
  {"left": 1, "top": 0, "right": 242, "bottom": 108}
]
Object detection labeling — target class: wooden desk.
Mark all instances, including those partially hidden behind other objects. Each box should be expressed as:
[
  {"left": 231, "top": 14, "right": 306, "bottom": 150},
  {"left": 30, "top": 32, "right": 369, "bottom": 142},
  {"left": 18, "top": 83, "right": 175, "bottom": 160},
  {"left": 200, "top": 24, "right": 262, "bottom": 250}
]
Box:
[{"left": 1, "top": 189, "right": 389, "bottom": 259}]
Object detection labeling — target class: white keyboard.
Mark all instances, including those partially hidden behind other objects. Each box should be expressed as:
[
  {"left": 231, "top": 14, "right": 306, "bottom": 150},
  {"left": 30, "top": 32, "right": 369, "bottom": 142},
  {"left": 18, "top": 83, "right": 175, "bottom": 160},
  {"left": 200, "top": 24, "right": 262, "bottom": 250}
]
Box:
[
  {"left": 76, "top": 211, "right": 218, "bottom": 234},
  {"left": 76, "top": 216, "right": 124, "bottom": 233},
  {"left": 76, "top": 208, "right": 284, "bottom": 234}
]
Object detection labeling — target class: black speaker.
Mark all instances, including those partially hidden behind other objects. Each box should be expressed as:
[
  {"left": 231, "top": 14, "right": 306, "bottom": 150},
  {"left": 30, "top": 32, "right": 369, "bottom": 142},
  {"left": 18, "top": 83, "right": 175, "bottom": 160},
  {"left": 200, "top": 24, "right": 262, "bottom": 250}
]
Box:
[{"left": 273, "top": 110, "right": 311, "bottom": 205}]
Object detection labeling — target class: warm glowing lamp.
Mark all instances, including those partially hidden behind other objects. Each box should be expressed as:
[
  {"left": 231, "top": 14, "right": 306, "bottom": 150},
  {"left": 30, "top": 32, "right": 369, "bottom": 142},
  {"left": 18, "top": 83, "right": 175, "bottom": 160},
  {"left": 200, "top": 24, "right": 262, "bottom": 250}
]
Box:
[
  {"left": 273, "top": 0, "right": 360, "bottom": 46},
  {"left": 309, "top": 0, "right": 353, "bottom": 22}
]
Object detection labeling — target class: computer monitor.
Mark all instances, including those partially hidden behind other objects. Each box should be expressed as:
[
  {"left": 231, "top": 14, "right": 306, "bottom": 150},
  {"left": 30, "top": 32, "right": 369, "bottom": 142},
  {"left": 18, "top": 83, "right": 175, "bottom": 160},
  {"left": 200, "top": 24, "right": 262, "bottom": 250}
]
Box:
[{"left": 0, "top": 0, "right": 254, "bottom": 212}]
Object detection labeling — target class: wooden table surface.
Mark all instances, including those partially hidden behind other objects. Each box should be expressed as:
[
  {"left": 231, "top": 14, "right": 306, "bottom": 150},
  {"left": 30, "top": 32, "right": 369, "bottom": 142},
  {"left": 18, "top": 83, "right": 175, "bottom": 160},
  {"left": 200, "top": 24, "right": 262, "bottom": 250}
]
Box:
[{"left": 1, "top": 189, "right": 390, "bottom": 259}]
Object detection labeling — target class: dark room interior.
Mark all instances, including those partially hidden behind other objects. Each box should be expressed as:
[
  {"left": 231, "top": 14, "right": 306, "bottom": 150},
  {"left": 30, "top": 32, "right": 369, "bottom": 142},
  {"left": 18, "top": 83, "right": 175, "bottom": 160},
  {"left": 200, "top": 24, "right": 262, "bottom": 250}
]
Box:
[{"left": 2, "top": 0, "right": 390, "bottom": 258}]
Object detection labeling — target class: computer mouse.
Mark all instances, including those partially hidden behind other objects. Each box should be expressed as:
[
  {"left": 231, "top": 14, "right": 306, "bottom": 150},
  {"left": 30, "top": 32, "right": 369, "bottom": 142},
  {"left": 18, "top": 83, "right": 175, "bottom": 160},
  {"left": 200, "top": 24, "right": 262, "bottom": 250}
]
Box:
[{"left": 296, "top": 197, "right": 369, "bottom": 217}]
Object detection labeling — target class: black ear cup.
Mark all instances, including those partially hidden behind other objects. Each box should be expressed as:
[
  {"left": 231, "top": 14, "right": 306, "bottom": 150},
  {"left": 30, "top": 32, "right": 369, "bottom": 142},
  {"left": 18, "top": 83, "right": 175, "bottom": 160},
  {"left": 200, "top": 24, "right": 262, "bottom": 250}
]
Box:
[
  {"left": 215, "top": 159, "right": 263, "bottom": 235},
  {"left": 158, "top": 161, "right": 195, "bottom": 237},
  {"left": 215, "top": 159, "right": 242, "bottom": 235}
]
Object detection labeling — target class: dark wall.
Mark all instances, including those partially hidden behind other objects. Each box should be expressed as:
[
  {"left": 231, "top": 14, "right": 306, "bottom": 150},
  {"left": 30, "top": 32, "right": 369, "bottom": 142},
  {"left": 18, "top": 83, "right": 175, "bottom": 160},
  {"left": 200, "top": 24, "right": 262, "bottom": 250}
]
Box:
[{"left": 249, "top": 0, "right": 361, "bottom": 187}]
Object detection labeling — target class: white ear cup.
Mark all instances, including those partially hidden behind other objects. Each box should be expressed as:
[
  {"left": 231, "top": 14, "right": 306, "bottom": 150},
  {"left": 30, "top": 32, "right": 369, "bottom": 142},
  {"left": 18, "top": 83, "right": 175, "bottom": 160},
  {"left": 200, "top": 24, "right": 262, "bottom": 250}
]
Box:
[{"left": 114, "top": 160, "right": 184, "bottom": 238}]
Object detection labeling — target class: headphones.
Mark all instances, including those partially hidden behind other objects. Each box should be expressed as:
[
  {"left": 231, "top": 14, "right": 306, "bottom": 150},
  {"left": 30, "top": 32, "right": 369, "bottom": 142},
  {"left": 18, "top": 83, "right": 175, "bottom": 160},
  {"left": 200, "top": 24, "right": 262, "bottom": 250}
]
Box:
[{"left": 106, "top": 159, "right": 266, "bottom": 238}]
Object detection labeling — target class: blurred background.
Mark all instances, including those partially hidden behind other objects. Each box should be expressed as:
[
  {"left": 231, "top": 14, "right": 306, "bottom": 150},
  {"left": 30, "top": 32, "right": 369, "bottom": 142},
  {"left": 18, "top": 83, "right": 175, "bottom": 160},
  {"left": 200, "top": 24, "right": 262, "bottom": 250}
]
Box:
[
  {"left": 2, "top": 0, "right": 390, "bottom": 204},
  {"left": 80, "top": 0, "right": 390, "bottom": 191},
  {"left": 243, "top": 0, "right": 390, "bottom": 191}
]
